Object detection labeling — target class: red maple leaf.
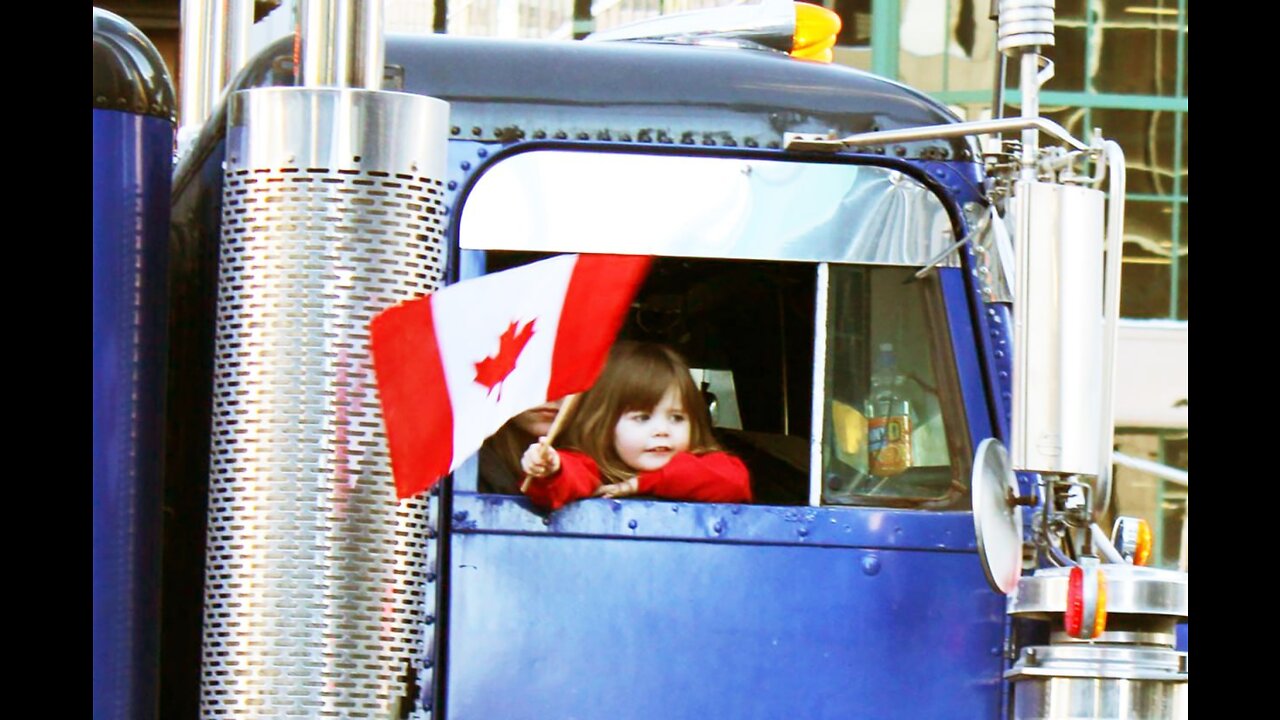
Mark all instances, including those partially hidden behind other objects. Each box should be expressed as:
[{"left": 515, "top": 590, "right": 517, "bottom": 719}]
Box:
[{"left": 474, "top": 319, "right": 537, "bottom": 399}]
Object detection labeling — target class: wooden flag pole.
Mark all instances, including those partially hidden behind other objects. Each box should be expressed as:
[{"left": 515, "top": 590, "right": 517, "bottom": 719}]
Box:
[{"left": 519, "top": 393, "right": 580, "bottom": 493}]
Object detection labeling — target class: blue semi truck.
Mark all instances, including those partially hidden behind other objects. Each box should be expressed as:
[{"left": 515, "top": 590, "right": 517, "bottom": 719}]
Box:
[{"left": 93, "top": 2, "right": 1187, "bottom": 718}]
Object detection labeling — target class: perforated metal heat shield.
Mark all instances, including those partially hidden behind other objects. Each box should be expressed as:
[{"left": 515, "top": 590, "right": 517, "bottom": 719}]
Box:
[{"left": 200, "top": 87, "right": 449, "bottom": 719}]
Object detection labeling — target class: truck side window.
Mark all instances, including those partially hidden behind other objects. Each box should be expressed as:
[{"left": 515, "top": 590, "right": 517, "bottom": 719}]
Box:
[
  {"left": 476, "top": 253, "right": 816, "bottom": 505},
  {"left": 626, "top": 259, "right": 815, "bottom": 506},
  {"left": 820, "top": 264, "right": 966, "bottom": 507},
  {"left": 475, "top": 253, "right": 968, "bottom": 509}
]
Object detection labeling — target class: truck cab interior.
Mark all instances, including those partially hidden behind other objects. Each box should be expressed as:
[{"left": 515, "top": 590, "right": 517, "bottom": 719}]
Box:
[{"left": 477, "top": 250, "right": 969, "bottom": 510}]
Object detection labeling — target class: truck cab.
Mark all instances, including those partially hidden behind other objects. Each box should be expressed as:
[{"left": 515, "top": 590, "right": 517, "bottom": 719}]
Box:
[{"left": 95, "top": 2, "right": 1189, "bottom": 718}]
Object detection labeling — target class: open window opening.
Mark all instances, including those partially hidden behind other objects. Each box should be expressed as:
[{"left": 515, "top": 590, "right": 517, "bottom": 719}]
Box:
[
  {"left": 479, "top": 252, "right": 970, "bottom": 510},
  {"left": 485, "top": 253, "right": 815, "bottom": 505}
]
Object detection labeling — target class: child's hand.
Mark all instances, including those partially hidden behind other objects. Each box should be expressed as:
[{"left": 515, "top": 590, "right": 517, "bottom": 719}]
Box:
[
  {"left": 592, "top": 477, "right": 640, "bottom": 498},
  {"left": 521, "top": 438, "right": 561, "bottom": 479}
]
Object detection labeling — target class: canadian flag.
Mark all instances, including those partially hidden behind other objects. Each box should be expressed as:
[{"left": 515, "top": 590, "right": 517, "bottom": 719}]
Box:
[{"left": 370, "top": 253, "right": 652, "bottom": 499}]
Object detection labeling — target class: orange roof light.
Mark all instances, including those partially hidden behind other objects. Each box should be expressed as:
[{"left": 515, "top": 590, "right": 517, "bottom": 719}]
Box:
[{"left": 792, "top": 2, "right": 841, "bottom": 63}]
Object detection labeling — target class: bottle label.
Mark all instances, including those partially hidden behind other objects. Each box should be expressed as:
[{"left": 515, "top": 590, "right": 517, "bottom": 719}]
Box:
[{"left": 868, "top": 415, "right": 911, "bottom": 476}]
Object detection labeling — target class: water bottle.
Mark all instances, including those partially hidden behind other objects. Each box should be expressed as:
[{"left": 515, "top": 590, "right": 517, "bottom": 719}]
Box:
[{"left": 866, "top": 343, "right": 912, "bottom": 476}]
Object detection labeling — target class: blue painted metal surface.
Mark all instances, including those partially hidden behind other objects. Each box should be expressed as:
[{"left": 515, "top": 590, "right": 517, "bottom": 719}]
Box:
[
  {"left": 446, "top": 503, "right": 1005, "bottom": 719},
  {"left": 93, "top": 107, "right": 173, "bottom": 720},
  {"left": 941, "top": 265, "right": 995, "bottom": 452},
  {"left": 952, "top": 207, "right": 1012, "bottom": 446},
  {"left": 452, "top": 494, "right": 981, "bottom": 552},
  {"left": 979, "top": 303, "right": 1015, "bottom": 443},
  {"left": 958, "top": 210, "right": 1029, "bottom": 507},
  {"left": 908, "top": 159, "right": 987, "bottom": 210},
  {"left": 446, "top": 140, "right": 497, "bottom": 285}
]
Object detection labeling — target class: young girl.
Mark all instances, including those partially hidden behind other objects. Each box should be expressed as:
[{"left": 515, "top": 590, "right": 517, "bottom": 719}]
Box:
[{"left": 521, "top": 341, "right": 751, "bottom": 511}]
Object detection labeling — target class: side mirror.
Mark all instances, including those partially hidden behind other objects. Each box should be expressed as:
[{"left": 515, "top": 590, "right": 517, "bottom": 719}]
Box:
[{"left": 971, "top": 438, "right": 1025, "bottom": 594}]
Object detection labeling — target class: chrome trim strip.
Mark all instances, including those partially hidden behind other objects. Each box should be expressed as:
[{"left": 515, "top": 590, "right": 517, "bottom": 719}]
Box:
[
  {"left": 809, "top": 262, "right": 829, "bottom": 507},
  {"left": 1094, "top": 140, "right": 1127, "bottom": 519},
  {"left": 785, "top": 117, "right": 1089, "bottom": 153},
  {"left": 1112, "top": 452, "right": 1187, "bottom": 486}
]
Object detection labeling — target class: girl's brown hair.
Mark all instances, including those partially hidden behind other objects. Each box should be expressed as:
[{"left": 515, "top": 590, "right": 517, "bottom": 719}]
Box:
[
  {"left": 486, "top": 420, "right": 536, "bottom": 479},
  {"left": 560, "top": 341, "right": 720, "bottom": 484}
]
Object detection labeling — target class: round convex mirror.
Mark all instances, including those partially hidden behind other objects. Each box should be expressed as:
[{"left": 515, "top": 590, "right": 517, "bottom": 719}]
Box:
[{"left": 971, "top": 438, "right": 1024, "bottom": 595}]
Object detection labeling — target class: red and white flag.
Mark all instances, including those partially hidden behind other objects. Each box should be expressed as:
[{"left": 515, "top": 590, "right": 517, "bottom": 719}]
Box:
[{"left": 370, "top": 253, "right": 652, "bottom": 499}]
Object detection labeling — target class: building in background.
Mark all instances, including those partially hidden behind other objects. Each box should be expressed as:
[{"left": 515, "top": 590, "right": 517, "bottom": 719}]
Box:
[{"left": 98, "top": 0, "right": 1187, "bottom": 568}]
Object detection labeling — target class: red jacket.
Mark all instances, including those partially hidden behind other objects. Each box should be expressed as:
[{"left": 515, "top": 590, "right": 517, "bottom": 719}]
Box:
[{"left": 523, "top": 449, "right": 752, "bottom": 511}]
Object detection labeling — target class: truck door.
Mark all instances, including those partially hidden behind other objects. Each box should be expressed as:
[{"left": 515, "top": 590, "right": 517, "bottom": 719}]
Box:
[{"left": 434, "top": 148, "right": 1006, "bottom": 720}]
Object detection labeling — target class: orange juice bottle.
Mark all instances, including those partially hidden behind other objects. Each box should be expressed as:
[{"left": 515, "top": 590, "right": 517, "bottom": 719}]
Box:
[{"left": 866, "top": 344, "right": 912, "bottom": 477}]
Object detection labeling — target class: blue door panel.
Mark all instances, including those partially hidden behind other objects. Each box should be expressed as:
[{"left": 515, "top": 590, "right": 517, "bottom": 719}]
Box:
[{"left": 446, "top": 525, "right": 1005, "bottom": 719}]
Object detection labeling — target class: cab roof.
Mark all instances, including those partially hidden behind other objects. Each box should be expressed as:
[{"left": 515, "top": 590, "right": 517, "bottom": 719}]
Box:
[{"left": 239, "top": 33, "right": 972, "bottom": 161}]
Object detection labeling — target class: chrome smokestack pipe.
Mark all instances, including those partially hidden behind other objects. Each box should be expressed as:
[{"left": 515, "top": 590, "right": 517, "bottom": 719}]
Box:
[
  {"left": 177, "top": 0, "right": 256, "bottom": 159},
  {"left": 1018, "top": 51, "right": 1041, "bottom": 178},
  {"left": 997, "top": 0, "right": 1055, "bottom": 179},
  {"left": 1002, "top": 2, "right": 1112, "bottom": 480},
  {"left": 178, "top": 0, "right": 219, "bottom": 156},
  {"left": 225, "top": 0, "right": 254, "bottom": 85},
  {"left": 1009, "top": 179, "right": 1104, "bottom": 477},
  {"left": 297, "top": 0, "right": 384, "bottom": 89},
  {"left": 200, "top": 3, "right": 448, "bottom": 716}
]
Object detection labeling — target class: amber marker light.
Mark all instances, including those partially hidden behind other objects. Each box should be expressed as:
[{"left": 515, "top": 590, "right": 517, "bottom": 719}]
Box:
[
  {"left": 1134, "top": 519, "right": 1153, "bottom": 566},
  {"left": 792, "top": 2, "right": 841, "bottom": 63},
  {"left": 1112, "top": 516, "right": 1154, "bottom": 566},
  {"left": 1094, "top": 568, "right": 1108, "bottom": 637}
]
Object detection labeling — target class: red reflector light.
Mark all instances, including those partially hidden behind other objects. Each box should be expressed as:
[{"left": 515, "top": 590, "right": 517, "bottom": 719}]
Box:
[
  {"left": 1065, "top": 566, "right": 1085, "bottom": 636},
  {"left": 1065, "top": 563, "right": 1107, "bottom": 639}
]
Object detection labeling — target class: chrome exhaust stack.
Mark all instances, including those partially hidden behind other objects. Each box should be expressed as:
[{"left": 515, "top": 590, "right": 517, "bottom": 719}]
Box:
[
  {"left": 996, "top": 0, "right": 1056, "bottom": 181},
  {"left": 177, "top": 0, "right": 256, "bottom": 160},
  {"left": 198, "top": 2, "right": 451, "bottom": 716},
  {"left": 996, "top": 0, "right": 1110, "bottom": 487},
  {"left": 995, "top": 1, "right": 1096, "bottom": 481},
  {"left": 1007, "top": 178, "right": 1104, "bottom": 479},
  {"left": 1000, "top": 0, "right": 1123, "bottom": 525},
  {"left": 296, "top": 0, "right": 385, "bottom": 89}
]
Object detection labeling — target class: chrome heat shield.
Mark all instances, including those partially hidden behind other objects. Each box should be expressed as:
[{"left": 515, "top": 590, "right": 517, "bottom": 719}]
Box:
[{"left": 200, "top": 86, "right": 449, "bottom": 719}]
